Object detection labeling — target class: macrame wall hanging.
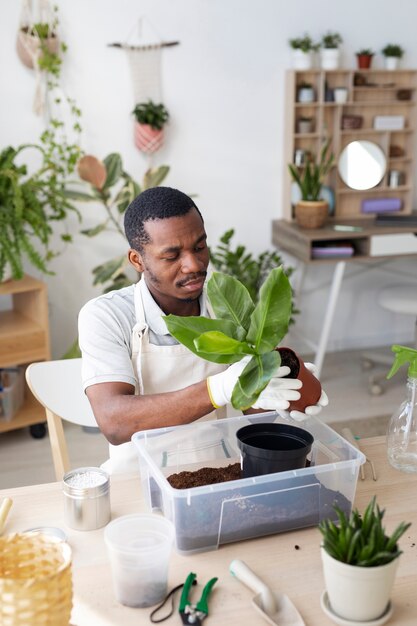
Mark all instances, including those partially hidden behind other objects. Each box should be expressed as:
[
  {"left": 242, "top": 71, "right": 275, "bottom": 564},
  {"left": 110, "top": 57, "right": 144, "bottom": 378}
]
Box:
[
  {"left": 16, "top": 0, "right": 60, "bottom": 117},
  {"left": 108, "top": 17, "right": 179, "bottom": 157}
]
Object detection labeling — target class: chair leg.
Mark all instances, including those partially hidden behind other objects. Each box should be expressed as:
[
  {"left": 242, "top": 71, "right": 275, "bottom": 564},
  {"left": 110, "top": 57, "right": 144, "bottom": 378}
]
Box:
[{"left": 45, "top": 408, "right": 70, "bottom": 481}]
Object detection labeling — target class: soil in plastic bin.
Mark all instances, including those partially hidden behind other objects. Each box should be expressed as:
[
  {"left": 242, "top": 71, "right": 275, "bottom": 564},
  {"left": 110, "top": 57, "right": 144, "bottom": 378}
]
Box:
[{"left": 167, "top": 463, "right": 242, "bottom": 489}]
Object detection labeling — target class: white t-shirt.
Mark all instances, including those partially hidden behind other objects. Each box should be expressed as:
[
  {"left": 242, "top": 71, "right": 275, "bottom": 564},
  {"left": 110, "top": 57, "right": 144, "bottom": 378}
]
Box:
[{"left": 78, "top": 279, "right": 208, "bottom": 392}]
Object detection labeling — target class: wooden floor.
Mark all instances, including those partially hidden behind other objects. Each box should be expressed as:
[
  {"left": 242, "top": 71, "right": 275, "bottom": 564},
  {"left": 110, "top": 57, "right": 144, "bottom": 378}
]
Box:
[{"left": 0, "top": 346, "right": 403, "bottom": 489}]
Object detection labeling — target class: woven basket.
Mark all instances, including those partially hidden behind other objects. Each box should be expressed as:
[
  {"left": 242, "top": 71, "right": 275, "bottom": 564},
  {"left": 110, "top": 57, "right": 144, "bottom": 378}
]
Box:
[
  {"left": 0, "top": 533, "right": 72, "bottom": 626},
  {"left": 134, "top": 122, "right": 164, "bottom": 154},
  {"left": 295, "top": 200, "right": 329, "bottom": 229}
]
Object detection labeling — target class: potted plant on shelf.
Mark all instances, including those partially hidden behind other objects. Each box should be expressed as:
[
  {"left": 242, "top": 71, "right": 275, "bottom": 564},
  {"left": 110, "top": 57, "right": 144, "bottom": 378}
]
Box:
[
  {"left": 319, "top": 496, "right": 411, "bottom": 622},
  {"left": 288, "top": 34, "right": 318, "bottom": 70},
  {"left": 288, "top": 140, "right": 334, "bottom": 229},
  {"left": 297, "top": 81, "right": 315, "bottom": 103},
  {"left": 296, "top": 116, "right": 314, "bottom": 134},
  {"left": 382, "top": 44, "right": 404, "bottom": 70},
  {"left": 320, "top": 32, "right": 343, "bottom": 70},
  {"left": 132, "top": 100, "right": 169, "bottom": 154},
  {"left": 356, "top": 48, "right": 374, "bottom": 69},
  {"left": 164, "top": 268, "right": 321, "bottom": 412}
]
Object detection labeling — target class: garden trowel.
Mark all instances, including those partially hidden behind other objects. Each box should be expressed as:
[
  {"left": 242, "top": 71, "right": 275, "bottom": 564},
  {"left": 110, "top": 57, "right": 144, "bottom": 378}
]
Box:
[{"left": 230, "top": 559, "right": 305, "bottom": 626}]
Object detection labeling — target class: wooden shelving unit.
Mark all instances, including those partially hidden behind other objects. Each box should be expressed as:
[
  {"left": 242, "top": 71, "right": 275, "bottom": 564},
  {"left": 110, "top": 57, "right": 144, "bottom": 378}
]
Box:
[
  {"left": 0, "top": 275, "right": 50, "bottom": 434},
  {"left": 283, "top": 68, "right": 417, "bottom": 221}
]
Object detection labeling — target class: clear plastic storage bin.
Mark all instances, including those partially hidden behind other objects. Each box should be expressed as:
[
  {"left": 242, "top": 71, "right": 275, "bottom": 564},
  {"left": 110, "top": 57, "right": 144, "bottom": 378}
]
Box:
[
  {"left": 0, "top": 367, "right": 24, "bottom": 422},
  {"left": 132, "top": 413, "right": 365, "bottom": 555}
]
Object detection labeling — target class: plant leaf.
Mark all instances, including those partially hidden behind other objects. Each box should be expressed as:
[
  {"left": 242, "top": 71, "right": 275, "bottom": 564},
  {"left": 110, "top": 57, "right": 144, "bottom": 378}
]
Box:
[
  {"left": 195, "top": 332, "right": 255, "bottom": 357},
  {"left": 246, "top": 267, "right": 292, "bottom": 352},
  {"left": 103, "top": 153, "right": 123, "bottom": 189},
  {"left": 163, "top": 315, "right": 243, "bottom": 363},
  {"left": 81, "top": 222, "right": 108, "bottom": 237},
  {"left": 92, "top": 255, "right": 127, "bottom": 285},
  {"left": 231, "top": 351, "right": 280, "bottom": 410},
  {"left": 142, "top": 165, "right": 170, "bottom": 190},
  {"left": 207, "top": 272, "right": 254, "bottom": 333},
  {"left": 63, "top": 189, "right": 97, "bottom": 201}
]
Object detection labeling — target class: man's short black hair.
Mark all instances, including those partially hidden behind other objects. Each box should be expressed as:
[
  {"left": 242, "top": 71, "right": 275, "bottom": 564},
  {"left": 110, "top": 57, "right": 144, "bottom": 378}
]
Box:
[{"left": 124, "top": 186, "right": 203, "bottom": 251}]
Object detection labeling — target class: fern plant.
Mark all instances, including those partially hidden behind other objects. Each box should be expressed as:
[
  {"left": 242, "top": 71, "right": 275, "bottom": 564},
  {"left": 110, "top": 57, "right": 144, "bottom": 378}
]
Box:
[
  {"left": 319, "top": 496, "right": 411, "bottom": 567},
  {"left": 0, "top": 144, "right": 80, "bottom": 281}
]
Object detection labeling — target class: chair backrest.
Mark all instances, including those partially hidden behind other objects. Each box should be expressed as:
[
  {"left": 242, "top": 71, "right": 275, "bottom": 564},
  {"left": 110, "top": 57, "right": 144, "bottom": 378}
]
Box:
[{"left": 26, "top": 359, "right": 99, "bottom": 481}]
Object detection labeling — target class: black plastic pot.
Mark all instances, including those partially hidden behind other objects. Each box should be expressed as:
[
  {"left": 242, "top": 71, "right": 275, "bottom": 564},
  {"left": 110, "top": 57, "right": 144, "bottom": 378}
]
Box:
[{"left": 236, "top": 423, "right": 314, "bottom": 478}]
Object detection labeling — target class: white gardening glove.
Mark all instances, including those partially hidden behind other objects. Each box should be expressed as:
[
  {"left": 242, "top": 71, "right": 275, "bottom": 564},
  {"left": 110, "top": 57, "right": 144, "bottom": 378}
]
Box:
[
  {"left": 207, "top": 358, "right": 294, "bottom": 408},
  {"left": 287, "top": 361, "right": 329, "bottom": 422},
  {"left": 252, "top": 369, "right": 302, "bottom": 411},
  {"left": 207, "top": 357, "right": 251, "bottom": 408}
]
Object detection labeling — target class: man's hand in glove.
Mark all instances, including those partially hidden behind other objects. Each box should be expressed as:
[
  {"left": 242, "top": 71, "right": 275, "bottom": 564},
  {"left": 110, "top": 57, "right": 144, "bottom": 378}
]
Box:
[{"left": 207, "top": 357, "right": 301, "bottom": 409}]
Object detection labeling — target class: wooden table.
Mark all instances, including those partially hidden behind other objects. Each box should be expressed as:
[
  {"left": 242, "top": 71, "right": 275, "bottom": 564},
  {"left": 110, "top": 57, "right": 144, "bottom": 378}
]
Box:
[{"left": 1, "top": 437, "right": 416, "bottom": 625}]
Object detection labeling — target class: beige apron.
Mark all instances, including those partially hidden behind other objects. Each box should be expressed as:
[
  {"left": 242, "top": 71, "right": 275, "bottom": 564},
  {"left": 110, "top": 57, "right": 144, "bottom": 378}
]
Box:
[{"left": 103, "top": 281, "right": 227, "bottom": 474}]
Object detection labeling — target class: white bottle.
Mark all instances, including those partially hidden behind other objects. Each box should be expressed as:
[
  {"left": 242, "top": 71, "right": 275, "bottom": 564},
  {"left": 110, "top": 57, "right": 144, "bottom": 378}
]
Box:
[{"left": 386, "top": 345, "right": 417, "bottom": 473}]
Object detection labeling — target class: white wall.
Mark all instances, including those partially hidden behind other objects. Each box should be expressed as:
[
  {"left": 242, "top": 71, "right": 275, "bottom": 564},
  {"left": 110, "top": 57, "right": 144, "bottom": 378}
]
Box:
[{"left": 1, "top": 0, "right": 416, "bottom": 358}]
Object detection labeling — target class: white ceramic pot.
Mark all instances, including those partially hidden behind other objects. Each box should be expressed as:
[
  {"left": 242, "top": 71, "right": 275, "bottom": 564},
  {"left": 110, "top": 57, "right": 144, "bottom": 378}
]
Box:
[
  {"left": 292, "top": 49, "right": 313, "bottom": 70},
  {"left": 333, "top": 87, "right": 348, "bottom": 104},
  {"left": 321, "top": 548, "right": 399, "bottom": 622},
  {"left": 320, "top": 48, "right": 340, "bottom": 70},
  {"left": 385, "top": 56, "right": 399, "bottom": 70},
  {"left": 297, "top": 87, "right": 315, "bottom": 103}
]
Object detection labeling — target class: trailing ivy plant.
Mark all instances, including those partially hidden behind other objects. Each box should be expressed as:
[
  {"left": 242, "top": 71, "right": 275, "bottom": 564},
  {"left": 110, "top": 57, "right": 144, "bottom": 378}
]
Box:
[
  {"left": 164, "top": 267, "right": 292, "bottom": 410},
  {"left": 319, "top": 496, "right": 411, "bottom": 567},
  {"left": 209, "top": 228, "right": 298, "bottom": 322}
]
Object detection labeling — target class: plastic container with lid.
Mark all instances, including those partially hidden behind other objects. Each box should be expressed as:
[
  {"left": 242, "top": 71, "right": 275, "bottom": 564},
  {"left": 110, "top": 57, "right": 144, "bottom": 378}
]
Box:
[
  {"left": 62, "top": 467, "right": 110, "bottom": 531},
  {"left": 132, "top": 412, "right": 365, "bottom": 554}
]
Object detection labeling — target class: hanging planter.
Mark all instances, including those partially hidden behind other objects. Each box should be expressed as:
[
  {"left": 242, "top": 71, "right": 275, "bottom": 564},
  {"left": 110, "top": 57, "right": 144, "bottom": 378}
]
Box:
[
  {"left": 16, "top": 25, "right": 59, "bottom": 70},
  {"left": 132, "top": 100, "right": 169, "bottom": 155}
]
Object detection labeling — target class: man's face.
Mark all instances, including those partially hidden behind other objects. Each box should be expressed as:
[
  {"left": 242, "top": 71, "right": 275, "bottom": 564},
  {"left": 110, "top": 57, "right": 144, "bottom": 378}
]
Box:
[{"left": 129, "top": 208, "right": 209, "bottom": 313}]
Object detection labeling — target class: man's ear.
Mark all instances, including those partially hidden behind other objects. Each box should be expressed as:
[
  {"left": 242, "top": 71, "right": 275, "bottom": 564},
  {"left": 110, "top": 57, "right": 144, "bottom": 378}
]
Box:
[{"left": 128, "top": 248, "right": 144, "bottom": 273}]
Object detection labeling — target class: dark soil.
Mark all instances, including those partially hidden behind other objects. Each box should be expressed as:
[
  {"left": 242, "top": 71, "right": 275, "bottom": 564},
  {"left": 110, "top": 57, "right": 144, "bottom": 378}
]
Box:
[
  {"left": 167, "top": 460, "right": 310, "bottom": 490},
  {"left": 278, "top": 347, "right": 300, "bottom": 378},
  {"left": 167, "top": 463, "right": 242, "bottom": 489}
]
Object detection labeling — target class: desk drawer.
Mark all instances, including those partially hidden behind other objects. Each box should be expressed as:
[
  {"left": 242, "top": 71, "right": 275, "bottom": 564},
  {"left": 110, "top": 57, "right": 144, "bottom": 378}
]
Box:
[{"left": 369, "top": 233, "right": 417, "bottom": 256}]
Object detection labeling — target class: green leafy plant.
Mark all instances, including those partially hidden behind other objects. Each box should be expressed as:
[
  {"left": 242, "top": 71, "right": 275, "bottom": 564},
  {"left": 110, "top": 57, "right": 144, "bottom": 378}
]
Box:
[
  {"left": 288, "top": 140, "right": 334, "bottom": 201},
  {"left": 382, "top": 44, "right": 404, "bottom": 58},
  {"left": 68, "top": 153, "right": 170, "bottom": 293},
  {"left": 132, "top": 101, "right": 170, "bottom": 130},
  {"left": 319, "top": 496, "right": 411, "bottom": 567},
  {"left": 356, "top": 48, "right": 374, "bottom": 56},
  {"left": 289, "top": 34, "right": 319, "bottom": 53},
  {"left": 0, "top": 143, "right": 80, "bottom": 281},
  {"left": 164, "top": 267, "right": 293, "bottom": 410},
  {"left": 321, "top": 32, "right": 343, "bottom": 48},
  {"left": 209, "top": 228, "right": 297, "bottom": 322}
]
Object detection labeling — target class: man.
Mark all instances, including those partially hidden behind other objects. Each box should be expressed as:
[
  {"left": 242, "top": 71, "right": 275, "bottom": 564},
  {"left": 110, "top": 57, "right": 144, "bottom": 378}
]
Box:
[{"left": 79, "top": 187, "right": 327, "bottom": 472}]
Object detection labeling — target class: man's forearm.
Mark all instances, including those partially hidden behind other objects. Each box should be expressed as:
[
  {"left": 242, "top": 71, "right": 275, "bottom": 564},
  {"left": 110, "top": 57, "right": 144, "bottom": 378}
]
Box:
[{"left": 86, "top": 380, "right": 214, "bottom": 445}]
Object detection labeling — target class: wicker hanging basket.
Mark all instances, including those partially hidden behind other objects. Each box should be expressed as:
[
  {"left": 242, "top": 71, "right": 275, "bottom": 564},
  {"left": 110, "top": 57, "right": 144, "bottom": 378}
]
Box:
[
  {"left": 295, "top": 200, "right": 329, "bottom": 229},
  {"left": 0, "top": 533, "right": 73, "bottom": 626}
]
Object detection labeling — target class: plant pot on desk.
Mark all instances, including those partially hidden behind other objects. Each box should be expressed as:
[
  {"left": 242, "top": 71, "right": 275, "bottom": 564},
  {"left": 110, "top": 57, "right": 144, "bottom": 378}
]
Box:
[{"left": 294, "top": 200, "right": 328, "bottom": 229}]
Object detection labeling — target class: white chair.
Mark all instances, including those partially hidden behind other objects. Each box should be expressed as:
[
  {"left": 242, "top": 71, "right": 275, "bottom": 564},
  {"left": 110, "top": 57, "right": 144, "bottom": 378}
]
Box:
[
  {"left": 26, "top": 359, "right": 102, "bottom": 481},
  {"left": 361, "top": 284, "right": 417, "bottom": 394}
]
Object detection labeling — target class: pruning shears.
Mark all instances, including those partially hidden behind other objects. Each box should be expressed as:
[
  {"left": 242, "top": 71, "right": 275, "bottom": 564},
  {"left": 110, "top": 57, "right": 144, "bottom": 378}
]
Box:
[{"left": 179, "top": 572, "right": 218, "bottom": 625}]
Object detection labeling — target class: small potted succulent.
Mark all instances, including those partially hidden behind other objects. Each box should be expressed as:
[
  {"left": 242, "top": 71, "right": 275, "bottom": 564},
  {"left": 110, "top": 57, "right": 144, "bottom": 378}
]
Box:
[
  {"left": 296, "top": 81, "right": 315, "bottom": 103},
  {"left": 356, "top": 48, "right": 375, "bottom": 69},
  {"left": 288, "top": 34, "right": 318, "bottom": 70},
  {"left": 319, "top": 496, "right": 411, "bottom": 622},
  {"left": 132, "top": 100, "right": 169, "bottom": 154},
  {"left": 320, "top": 32, "right": 343, "bottom": 70},
  {"left": 288, "top": 140, "right": 334, "bottom": 229},
  {"left": 382, "top": 44, "right": 404, "bottom": 70},
  {"left": 296, "top": 116, "right": 314, "bottom": 134}
]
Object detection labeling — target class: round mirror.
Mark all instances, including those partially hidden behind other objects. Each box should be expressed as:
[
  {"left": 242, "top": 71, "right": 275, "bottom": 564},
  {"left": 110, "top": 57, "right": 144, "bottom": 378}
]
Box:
[{"left": 338, "top": 140, "right": 387, "bottom": 190}]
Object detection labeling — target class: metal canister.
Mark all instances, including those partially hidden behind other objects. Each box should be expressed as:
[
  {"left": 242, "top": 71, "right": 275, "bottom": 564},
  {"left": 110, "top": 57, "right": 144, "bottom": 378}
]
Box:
[{"left": 62, "top": 467, "right": 110, "bottom": 531}]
